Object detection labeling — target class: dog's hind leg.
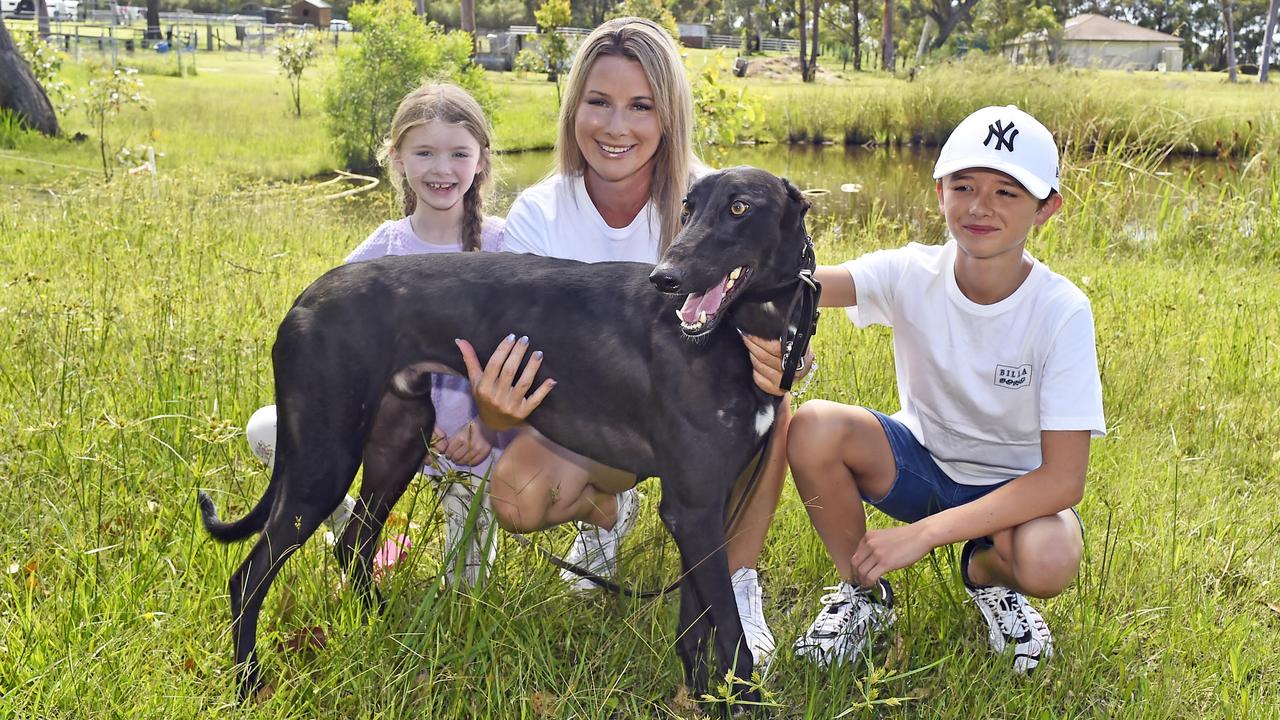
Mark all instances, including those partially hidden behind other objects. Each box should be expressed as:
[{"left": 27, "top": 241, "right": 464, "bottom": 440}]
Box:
[
  {"left": 336, "top": 390, "right": 435, "bottom": 606},
  {"left": 228, "top": 452, "right": 360, "bottom": 699}
]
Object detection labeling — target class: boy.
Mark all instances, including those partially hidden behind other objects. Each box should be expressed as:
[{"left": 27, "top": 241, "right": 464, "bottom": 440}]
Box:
[{"left": 773, "top": 106, "right": 1105, "bottom": 673}]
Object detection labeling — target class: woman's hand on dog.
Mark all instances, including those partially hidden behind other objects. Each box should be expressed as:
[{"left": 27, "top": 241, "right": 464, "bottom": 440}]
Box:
[
  {"left": 456, "top": 336, "right": 557, "bottom": 431},
  {"left": 741, "top": 334, "right": 814, "bottom": 396}
]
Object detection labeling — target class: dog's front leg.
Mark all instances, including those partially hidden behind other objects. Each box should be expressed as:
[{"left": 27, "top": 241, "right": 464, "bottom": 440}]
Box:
[{"left": 658, "top": 477, "right": 759, "bottom": 706}]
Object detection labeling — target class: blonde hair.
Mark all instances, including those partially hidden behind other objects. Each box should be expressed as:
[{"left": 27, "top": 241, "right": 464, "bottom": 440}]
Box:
[
  {"left": 379, "top": 83, "right": 493, "bottom": 252},
  {"left": 555, "top": 17, "right": 698, "bottom": 255}
]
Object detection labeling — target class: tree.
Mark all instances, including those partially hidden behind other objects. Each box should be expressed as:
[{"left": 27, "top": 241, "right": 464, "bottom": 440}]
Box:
[
  {"left": 275, "top": 32, "right": 320, "bottom": 117},
  {"left": 919, "top": 0, "right": 980, "bottom": 50},
  {"left": 0, "top": 15, "right": 59, "bottom": 136},
  {"left": 882, "top": 0, "right": 895, "bottom": 70},
  {"left": 534, "top": 0, "right": 571, "bottom": 90},
  {"left": 1261, "top": 0, "right": 1279, "bottom": 82},
  {"left": 460, "top": 0, "right": 477, "bottom": 55},
  {"left": 1222, "top": 0, "right": 1238, "bottom": 81},
  {"left": 605, "top": 0, "right": 679, "bottom": 40},
  {"left": 146, "top": 0, "right": 162, "bottom": 40},
  {"left": 323, "top": 0, "right": 493, "bottom": 173},
  {"left": 35, "top": 0, "right": 50, "bottom": 38},
  {"left": 822, "top": 0, "right": 864, "bottom": 70},
  {"left": 796, "top": 0, "right": 820, "bottom": 81}
]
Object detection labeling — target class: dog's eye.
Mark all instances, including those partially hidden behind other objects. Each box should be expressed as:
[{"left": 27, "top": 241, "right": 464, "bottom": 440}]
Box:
[
  {"left": 730, "top": 200, "right": 749, "bottom": 216},
  {"left": 681, "top": 200, "right": 691, "bottom": 221}
]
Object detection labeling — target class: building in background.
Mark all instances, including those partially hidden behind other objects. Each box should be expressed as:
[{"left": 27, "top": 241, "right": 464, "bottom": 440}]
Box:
[{"left": 1005, "top": 14, "right": 1183, "bottom": 71}]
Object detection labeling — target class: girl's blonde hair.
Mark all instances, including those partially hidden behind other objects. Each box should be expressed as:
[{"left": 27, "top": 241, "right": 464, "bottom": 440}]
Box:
[
  {"left": 555, "top": 17, "right": 698, "bottom": 255},
  {"left": 379, "top": 83, "right": 493, "bottom": 252}
]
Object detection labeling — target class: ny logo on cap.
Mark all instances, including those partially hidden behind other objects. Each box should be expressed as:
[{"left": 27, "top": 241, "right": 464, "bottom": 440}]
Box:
[{"left": 983, "top": 119, "right": 1019, "bottom": 152}]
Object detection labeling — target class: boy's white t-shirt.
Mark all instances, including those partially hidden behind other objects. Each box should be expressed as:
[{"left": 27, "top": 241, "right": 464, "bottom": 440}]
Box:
[
  {"left": 845, "top": 239, "right": 1106, "bottom": 486},
  {"left": 502, "top": 173, "right": 662, "bottom": 263}
]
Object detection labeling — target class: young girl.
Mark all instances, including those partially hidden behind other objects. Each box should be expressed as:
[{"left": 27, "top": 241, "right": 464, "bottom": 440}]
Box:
[
  {"left": 455, "top": 17, "right": 788, "bottom": 672},
  {"left": 245, "top": 82, "right": 504, "bottom": 587}
]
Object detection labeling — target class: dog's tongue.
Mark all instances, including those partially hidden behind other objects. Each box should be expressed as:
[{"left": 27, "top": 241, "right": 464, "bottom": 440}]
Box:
[{"left": 678, "top": 281, "right": 726, "bottom": 324}]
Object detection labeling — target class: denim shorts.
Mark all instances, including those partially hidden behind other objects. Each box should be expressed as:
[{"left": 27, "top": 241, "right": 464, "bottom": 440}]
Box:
[{"left": 863, "top": 409, "right": 1082, "bottom": 541}]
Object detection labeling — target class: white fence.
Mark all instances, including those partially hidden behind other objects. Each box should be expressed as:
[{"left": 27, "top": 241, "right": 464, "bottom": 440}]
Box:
[{"left": 707, "top": 33, "right": 799, "bottom": 52}]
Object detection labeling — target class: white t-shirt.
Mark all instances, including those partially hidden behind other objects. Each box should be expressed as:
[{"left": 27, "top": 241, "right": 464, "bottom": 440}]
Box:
[
  {"left": 502, "top": 173, "right": 662, "bottom": 263},
  {"left": 845, "top": 239, "right": 1106, "bottom": 486}
]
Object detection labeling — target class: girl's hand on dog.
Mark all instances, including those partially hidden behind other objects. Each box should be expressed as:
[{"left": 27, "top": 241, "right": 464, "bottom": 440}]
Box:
[
  {"left": 741, "top": 334, "right": 814, "bottom": 396},
  {"left": 443, "top": 420, "right": 493, "bottom": 467},
  {"left": 456, "top": 336, "right": 557, "bottom": 431}
]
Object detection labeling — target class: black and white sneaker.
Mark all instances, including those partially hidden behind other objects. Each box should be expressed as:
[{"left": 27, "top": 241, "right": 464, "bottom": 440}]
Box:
[
  {"left": 962, "top": 539, "right": 1054, "bottom": 674},
  {"left": 793, "top": 579, "right": 896, "bottom": 667}
]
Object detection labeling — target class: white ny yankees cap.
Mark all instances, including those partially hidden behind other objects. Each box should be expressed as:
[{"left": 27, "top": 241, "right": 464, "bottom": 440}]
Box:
[{"left": 933, "top": 105, "right": 1060, "bottom": 199}]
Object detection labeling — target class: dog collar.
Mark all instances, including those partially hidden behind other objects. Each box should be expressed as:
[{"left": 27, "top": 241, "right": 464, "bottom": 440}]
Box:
[{"left": 779, "top": 235, "right": 821, "bottom": 392}]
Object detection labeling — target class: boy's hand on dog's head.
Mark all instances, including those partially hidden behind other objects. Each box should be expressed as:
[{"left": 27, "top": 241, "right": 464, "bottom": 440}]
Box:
[{"left": 456, "top": 336, "right": 557, "bottom": 431}]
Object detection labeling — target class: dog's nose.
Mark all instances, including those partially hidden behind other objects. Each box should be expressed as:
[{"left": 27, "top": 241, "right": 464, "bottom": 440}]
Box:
[{"left": 649, "top": 266, "right": 683, "bottom": 294}]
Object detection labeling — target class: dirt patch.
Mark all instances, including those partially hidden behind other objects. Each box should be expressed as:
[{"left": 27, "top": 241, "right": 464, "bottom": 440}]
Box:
[{"left": 739, "top": 54, "right": 848, "bottom": 82}]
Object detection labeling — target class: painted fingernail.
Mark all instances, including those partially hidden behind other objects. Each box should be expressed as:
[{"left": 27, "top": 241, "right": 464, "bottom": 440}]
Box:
[
  {"left": 548, "top": 380, "right": 558, "bottom": 388},
  {"left": 532, "top": 350, "right": 543, "bottom": 360},
  {"left": 519, "top": 335, "right": 529, "bottom": 345},
  {"left": 504, "top": 333, "right": 516, "bottom": 343}
]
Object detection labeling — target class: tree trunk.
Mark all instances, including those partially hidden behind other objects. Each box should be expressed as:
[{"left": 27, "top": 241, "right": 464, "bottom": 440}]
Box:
[
  {"left": 882, "top": 0, "right": 894, "bottom": 71},
  {"left": 36, "top": 0, "right": 50, "bottom": 37},
  {"left": 146, "top": 0, "right": 162, "bottom": 40},
  {"left": 1221, "top": 0, "right": 1237, "bottom": 82},
  {"left": 0, "top": 15, "right": 60, "bottom": 136},
  {"left": 798, "top": 0, "right": 810, "bottom": 81},
  {"left": 914, "top": 14, "right": 935, "bottom": 66},
  {"left": 1261, "top": 0, "right": 1279, "bottom": 83},
  {"left": 853, "top": 0, "right": 862, "bottom": 71},
  {"left": 415, "top": 0, "right": 426, "bottom": 16},
  {"left": 928, "top": 0, "right": 979, "bottom": 51},
  {"left": 808, "top": 0, "right": 820, "bottom": 80},
  {"left": 460, "top": 0, "right": 476, "bottom": 56}
]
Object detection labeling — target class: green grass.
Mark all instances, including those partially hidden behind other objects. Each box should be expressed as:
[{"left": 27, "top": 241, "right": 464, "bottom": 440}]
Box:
[{"left": 2, "top": 46, "right": 1279, "bottom": 719}]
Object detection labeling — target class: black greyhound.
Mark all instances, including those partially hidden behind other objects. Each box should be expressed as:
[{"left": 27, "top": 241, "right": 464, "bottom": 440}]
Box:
[{"left": 198, "top": 166, "right": 815, "bottom": 704}]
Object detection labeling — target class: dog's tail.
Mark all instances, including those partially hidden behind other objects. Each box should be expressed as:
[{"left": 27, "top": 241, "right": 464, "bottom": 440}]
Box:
[{"left": 197, "top": 483, "right": 275, "bottom": 543}]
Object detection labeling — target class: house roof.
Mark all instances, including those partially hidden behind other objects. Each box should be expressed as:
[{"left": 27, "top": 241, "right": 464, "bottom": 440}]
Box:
[
  {"left": 294, "top": 0, "right": 330, "bottom": 8},
  {"left": 1064, "top": 14, "right": 1180, "bottom": 43}
]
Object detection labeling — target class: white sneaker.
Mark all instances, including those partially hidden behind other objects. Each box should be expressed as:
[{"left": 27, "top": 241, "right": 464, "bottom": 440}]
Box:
[
  {"left": 731, "top": 567, "right": 776, "bottom": 675},
  {"left": 325, "top": 494, "right": 357, "bottom": 536},
  {"left": 962, "top": 540, "right": 1053, "bottom": 674},
  {"left": 793, "top": 580, "right": 896, "bottom": 667},
  {"left": 440, "top": 476, "right": 497, "bottom": 588},
  {"left": 560, "top": 488, "right": 640, "bottom": 592},
  {"left": 965, "top": 584, "right": 1053, "bottom": 674}
]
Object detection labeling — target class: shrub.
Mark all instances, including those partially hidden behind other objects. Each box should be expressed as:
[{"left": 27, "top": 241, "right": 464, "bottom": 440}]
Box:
[
  {"left": 275, "top": 31, "right": 321, "bottom": 117},
  {"left": 323, "top": 0, "right": 494, "bottom": 173}
]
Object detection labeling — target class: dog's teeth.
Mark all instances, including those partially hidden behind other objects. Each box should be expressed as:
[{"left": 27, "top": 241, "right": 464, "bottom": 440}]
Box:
[
  {"left": 730, "top": 267, "right": 743, "bottom": 280},
  {"left": 698, "top": 311, "right": 708, "bottom": 323},
  {"left": 726, "top": 278, "right": 735, "bottom": 291}
]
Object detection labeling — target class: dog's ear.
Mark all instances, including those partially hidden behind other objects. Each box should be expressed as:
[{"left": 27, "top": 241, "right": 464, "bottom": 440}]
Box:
[{"left": 780, "top": 177, "right": 811, "bottom": 229}]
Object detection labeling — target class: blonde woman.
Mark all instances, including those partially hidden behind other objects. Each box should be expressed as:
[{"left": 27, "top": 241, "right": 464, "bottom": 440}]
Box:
[{"left": 456, "top": 17, "right": 787, "bottom": 670}]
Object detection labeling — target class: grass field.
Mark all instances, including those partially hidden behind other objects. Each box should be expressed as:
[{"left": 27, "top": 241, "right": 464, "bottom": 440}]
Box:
[{"left": 2, "top": 41, "right": 1279, "bottom": 719}]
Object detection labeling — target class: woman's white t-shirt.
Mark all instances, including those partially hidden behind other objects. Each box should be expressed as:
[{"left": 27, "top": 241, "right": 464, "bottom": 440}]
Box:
[
  {"left": 845, "top": 239, "right": 1106, "bottom": 486},
  {"left": 502, "top": 173, "right": 662, "bottom": 263}
]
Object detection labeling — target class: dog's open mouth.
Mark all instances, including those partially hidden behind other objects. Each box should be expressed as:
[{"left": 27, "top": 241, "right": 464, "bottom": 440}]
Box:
[{"left": 675, "top": 265, "right": 750, "bottom": 336}]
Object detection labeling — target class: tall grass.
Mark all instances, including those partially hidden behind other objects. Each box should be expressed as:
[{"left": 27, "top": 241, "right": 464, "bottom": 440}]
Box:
[
  {"left": 2, "top": 138, "right": 1278, "bottom": 716},
  {"left": 749, "top": 55, "right": 1280, "bottom": 158}
]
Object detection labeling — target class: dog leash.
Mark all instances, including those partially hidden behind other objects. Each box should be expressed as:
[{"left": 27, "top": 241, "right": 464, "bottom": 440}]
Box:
[{"left": 538, "top": 234, "right": 824, "bottom": 599}]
